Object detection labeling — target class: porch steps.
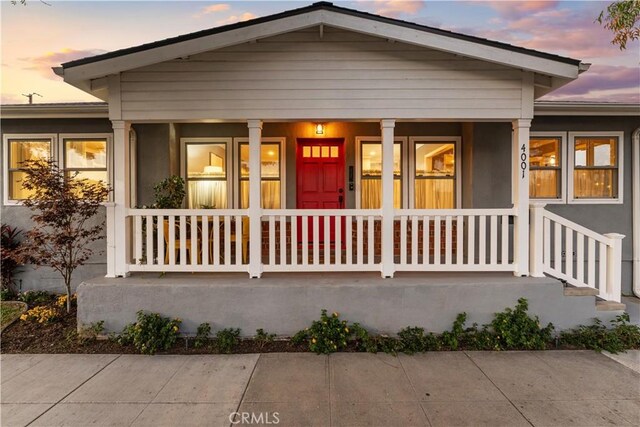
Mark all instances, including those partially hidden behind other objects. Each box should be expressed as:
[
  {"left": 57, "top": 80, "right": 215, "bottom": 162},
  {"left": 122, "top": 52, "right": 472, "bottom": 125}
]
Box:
[
  {"left": 563, "top": 286, "right": 599, "bottom": 297},
  {"left": 596, "top": 300, "right": 627, "bottom": 311}
]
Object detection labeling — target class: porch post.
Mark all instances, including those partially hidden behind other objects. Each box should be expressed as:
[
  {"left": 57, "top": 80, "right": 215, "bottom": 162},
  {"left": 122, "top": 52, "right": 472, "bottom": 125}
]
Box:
[
  {"left": 111, "top": 120, "right": 131, "bottom": 277},
  {"left": 381, "top": 119, "right": 396, "bottom": 278},
  {"left": 247, "top": 120, "right": 263, "bottom": 278},
  {"left": 512, "top": 119, "right": 531, "bottom": 277},
  {"left": 529, "top": 203, "right": 546, "bottom": 277}
]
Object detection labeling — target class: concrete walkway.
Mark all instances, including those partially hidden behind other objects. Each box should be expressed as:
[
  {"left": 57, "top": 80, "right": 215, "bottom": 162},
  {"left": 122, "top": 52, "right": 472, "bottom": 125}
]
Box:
[{"left": 1, "top": 351, "right": 639, "bottom": 427}]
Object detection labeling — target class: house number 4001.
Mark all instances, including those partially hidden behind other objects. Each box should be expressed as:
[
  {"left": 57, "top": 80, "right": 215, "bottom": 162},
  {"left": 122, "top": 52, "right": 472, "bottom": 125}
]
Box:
[{"left": 520, "top": 144, "right": 527, "bottom": 179}]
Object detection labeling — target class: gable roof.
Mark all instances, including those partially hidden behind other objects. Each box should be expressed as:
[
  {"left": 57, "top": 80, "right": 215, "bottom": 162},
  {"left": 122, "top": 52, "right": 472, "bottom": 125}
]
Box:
[{"left": 58, "top": 1, "right": 585, "bottom": 87}]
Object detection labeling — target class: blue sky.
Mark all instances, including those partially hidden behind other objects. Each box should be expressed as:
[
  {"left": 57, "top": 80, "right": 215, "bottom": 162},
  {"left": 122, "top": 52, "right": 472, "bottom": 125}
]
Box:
[{"left": 1, "top": 1, "right": 638, "bottom": 103}]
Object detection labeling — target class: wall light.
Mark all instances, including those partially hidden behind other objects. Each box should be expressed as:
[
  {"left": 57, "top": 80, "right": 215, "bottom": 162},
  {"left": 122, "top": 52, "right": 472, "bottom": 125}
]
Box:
[{"left": 315, "top": 123, "right": 325, "bottom": 135}]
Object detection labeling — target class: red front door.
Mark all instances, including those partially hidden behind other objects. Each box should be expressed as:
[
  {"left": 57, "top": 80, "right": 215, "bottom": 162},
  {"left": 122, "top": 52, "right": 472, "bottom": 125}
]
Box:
[{"left": 296, "top": 138, "right": 345, "bottom": 244}]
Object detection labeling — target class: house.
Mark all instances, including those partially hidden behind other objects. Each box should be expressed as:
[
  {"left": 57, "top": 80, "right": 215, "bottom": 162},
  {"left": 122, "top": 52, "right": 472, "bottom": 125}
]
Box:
[{"left": 2, "top": 2, "right": 639, "bottom": 335}]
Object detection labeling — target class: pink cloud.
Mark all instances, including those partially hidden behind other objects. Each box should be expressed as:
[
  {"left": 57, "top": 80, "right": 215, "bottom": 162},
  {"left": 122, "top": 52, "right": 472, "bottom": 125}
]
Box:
[
  {"left": 194, "top": 3, "right": 230, "bottom": 18},
  {"left": 546, "top": 65, "right": 640, "bottom": 100},
  {"left": 215, "top": 12, "right": 258, "bottom": 26},
  {"left": 483, "top": 1, "right": 559, "bottom": 19},
  {"left": 358, "top": 0, "right": 425, "bottom": 18},
  {"left": 20, "top": 48, "right": 107, "bottom": 79}
]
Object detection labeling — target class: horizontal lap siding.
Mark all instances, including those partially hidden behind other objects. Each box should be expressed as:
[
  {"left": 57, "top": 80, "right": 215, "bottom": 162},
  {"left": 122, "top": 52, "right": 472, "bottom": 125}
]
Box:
[{"left": 120, "top": 28, "right": 524, "bottom": 120}]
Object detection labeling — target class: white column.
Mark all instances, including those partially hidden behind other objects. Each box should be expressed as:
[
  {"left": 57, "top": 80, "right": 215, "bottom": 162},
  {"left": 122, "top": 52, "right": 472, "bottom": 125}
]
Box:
[
  {"left": 529, "top": 203, "right": 546, "bottom": 277},
  {"left": 247, "top": 120, "right": 263, "bottom": 278},
  {"left": 512, "top": 119, "right": 531, "bottom": 277},
  {"left": 604, "top": 233, "right": 624, "bottom": 303},
  {"left": 381, "top": 119, "right": 396, "bottom": 278},
  {"left": 111, "top": 120, "right": 131, "bottom": 277}
]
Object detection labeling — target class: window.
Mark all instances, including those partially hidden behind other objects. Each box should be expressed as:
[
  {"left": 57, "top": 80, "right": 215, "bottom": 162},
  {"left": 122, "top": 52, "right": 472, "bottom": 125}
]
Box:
[
  {"left": 569, "top": 132, "right": 623, "bottom": 203},
  {"left": 3, "top": 135, "right": 54, "bottom": 203},
  {"left": 413, "top": 138, "right": 458, "bottom": 209},
  {"left": 63, "top": 137, "right": 109, "bottom": 186},
  {"left": 359, "top": 139, "right": 402, "bottom": 209},
  {"left": 183, "top": 139, "right": 230, "bottom": 209},
  {"left": 529, "top": 133, "right": 565, "bottom": 201},
  {"left": 238, "top": 138, "right": 284, "bottom": 209}
]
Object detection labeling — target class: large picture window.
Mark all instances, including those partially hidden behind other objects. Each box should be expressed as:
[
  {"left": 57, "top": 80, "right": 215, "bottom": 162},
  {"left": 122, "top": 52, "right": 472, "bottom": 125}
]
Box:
[
  {"left": 413, "top": 139, "right": 457, "bottom": 209},
  {"left": 359, "top": 139, "right": 402, "bottom": 209},
  {"left": 569, "top": 132, "right": 623, "bottom": 203},
  {"left": 529, "top": 134, "right": 563, "bottom": 200},
  {"left": 183, "top": 139, "right": 229, "bottom": 209},
  {"left": 4, "top": 135, "right": 54, "bottom": 202},
  {"left": 238, "top": 139, "right": 283, "bottom": 209}
]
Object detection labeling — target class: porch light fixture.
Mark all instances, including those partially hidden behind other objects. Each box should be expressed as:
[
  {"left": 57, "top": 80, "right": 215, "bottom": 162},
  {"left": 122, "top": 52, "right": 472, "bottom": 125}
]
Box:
[{"left": 315, "top": 123, "right": 325, "bottom": 135}]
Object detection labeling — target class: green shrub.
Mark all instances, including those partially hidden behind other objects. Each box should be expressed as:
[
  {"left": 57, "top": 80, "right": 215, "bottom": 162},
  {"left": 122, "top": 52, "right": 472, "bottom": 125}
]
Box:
[
  {"left": 441, "top": 313, "right": 467, "bottom": 350},
  {"left": 295, "top": 310, "right": 351, "bottom": 354},
  {"left": 216, "top": 328, "right": 241, "bottom": 353},
  {"left": 490, "top": 298, "right": 553, "bottom": 350},
  {"left": 1, "top": 288, "right": 17, "bottom": 301},
  {"left": 18, "top": 290, "right": 54, "bottom": 306},
  {"left": 118, "top": 311, "right": 181, "bottom": 355},
  {"left": 153, "top": 176, "right": 185, "bottom": 209},
  {"left": 398, "top": 326, "right": 427, "bottom": 354},
  {"left": 560, "top": 313, "right": 640, "bottom": 354},
  {"left": 194, "top": 323, "right": 211, "bottom": 349},
  {"left": 254, "top": 328, "right": 276, "bottom": 349}
]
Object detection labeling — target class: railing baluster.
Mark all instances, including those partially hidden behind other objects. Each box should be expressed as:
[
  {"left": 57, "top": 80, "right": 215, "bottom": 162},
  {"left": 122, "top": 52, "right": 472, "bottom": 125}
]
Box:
[
  {"left": 269, "top": 216, "right": 276, "bottom": 266},
  {"left": 302, "top": 215, "right": 309, "bottom": 266},
  {"left": 356, "top": 216, "right": 364, "bottom": 266},
  {"left": 201, "top": 216, "right": 209, "bottom": 266},
  {"left": 543, "top": 217, "right": 551, "bottom": 269},
  {"left": 400, "top": 215, "right": 407, "bottom": 266},
  {"left": 235, "top": 215, "right": 243, "bottom": 266},
  {"left": 445, "top": 216, "right": 452, "bottom": 265},
  {"left": 467, "top": 215, "right": 475, "bottom": 265},
  {"left": 134, "top": 215, "right": 142, "bottom": 265},
  {"left": 179, "top": 216, "right": 187, "bottom": 266},
  {"left": 335, "top": 215, "right": 342, "bottom": 265},
  {"left": 587, "top": 237, "right": 595, "bottom": 287},
  {"left": 312, "top": 216, "right": 319, "bottom": 265},
  {"left": 280, "top": 215, "right": 286, "bottom": 266},
  {"left": 367, "top": 215, "right": 374, "bottom": 265},
  {"left": 213, "top": 215, "right": 220, "bottom": 266},
  {"left": 434, "top": 216, "right": 441, "bottom": 265},
  {"left": 346, "top": 216, "right": 353, "bottom": 265},
  {"left": 191, "top": 215, "right": 198, "bottom": 266},
  {"left": 157, "top": 215, "right": 164, "bottom": 266},
  {"left": 598, "top": 242, "right": 607, "bottom": 295},
  {"left": 168, "top": 216, "right": 176, "bottom": 266},
  {"left": 145, "top": 215, "right": 153, "bottom": 266},
  {"left": 501, "top": 215, "right": 508, "bottom": 265},
  {"left": 422, "top": 216, "right": 429, "bottom": 265},
  {"left": 224, "top": 215, "right": 231, "bottom": 266},
  {"left": 554, "top": 222, "right": 562, "bottom": 273},
  {"left": 456, "top": 215, "right": 463, "bottom": 265},
  {"left": 576, "top": 232, "right": 584, "bottom": 284},
  {"left": 478, "top": 215, "right": 486, "bottom": 265},
  {"left": 412, "top": 215, "right": 418, "bottom": 265},
  {"left": 490, "top": 215, "right": 498, "bottom": 266},
  {"left": 565, "top": 227, "right": 573, "bottom": 279},
  {"left": 324, "top": 216, "right": 330, "bottom": 265},
  {"left": 291, "top": 215, "right": 298, "bottom": 266}
]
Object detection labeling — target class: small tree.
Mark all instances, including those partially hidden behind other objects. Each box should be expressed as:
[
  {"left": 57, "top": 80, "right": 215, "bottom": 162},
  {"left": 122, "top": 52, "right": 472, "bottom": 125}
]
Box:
[
  {"left": 597, "top": 0, "right": 640, "bottom": 49},
  {"left": 15, "top": 159, "right": 110, "bottom": 312},
  {"left": 153, "top": 176, "right": 185, "bottom": 209}
]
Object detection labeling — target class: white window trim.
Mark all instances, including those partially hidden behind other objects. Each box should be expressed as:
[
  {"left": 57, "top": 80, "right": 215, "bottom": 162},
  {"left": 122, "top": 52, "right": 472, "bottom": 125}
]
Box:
[
  {"left": 408, "top": 136, "right": 462, "bottom": 209},
  {"left": 355, "top": 136, "right": 408, "bottom": 209},
  {"left": 3, "top": 133, "right": 58, "bottom": 206},
  {"left": 568, "top": 131, "right": 624, "bottom": 205},
  {"left": 233, "top": 137, "right": 286, "bottom": 209},
  {"left": 59, "top": 133, "right": 114, "bottom": 202},
  {"left": 529, "top": 131, "right": 567, "bottom": 204},
  {"left": 180, "top": 137, "right": 233, "bottom": 209}
]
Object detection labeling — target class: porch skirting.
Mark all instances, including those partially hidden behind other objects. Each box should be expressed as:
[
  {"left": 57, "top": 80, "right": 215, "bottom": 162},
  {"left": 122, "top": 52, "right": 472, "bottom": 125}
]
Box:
[{"left": 77, "top": 272, "right": 618, "bottom": 336}]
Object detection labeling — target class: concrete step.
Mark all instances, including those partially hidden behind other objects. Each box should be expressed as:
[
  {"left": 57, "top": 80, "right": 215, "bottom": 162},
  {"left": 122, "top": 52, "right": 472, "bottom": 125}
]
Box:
[
  {"left": 596, "top": 300, "right": 626, "bottom": 311},
  {"left": 564, "top": 286, "right": 599, "bottom": 297}
]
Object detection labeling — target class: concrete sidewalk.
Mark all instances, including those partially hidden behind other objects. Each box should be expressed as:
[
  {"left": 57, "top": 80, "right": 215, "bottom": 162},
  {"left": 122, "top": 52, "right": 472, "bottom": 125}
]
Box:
[{"left": 1, "top": 351, "right": 639, "bottom": 427}]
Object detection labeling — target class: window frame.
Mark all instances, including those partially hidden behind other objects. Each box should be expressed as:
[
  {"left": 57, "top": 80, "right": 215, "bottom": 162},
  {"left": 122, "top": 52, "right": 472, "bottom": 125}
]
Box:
[
  {"left": 529, "top": 131, "right": 567, "bottom": 204},
  {"left": 180, "top": 137, "right": 233, "bottom": 209},
  {"left": 233, "top": 137, "right": 287, "bottom": 209},
  {"left": 355, "top": 136, "right": 408, "bottom": 209},
  {"left": 59, "top": 133, "right": 113, "bottom": 202},
  {"left": 409, "top": 136, "right": 462, "bottom": 209},
  {"left": 3, "top": 133, "right": 57, "bottom": 205},
  {"left": 568, "top": 131, "right": 624, "bottom": 204}
]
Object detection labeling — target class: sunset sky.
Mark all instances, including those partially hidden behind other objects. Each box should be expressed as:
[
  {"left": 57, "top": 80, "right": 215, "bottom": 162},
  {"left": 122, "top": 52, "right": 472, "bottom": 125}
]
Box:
[{"left": 1, "top": 0, "right": 638, "bottom": 104}]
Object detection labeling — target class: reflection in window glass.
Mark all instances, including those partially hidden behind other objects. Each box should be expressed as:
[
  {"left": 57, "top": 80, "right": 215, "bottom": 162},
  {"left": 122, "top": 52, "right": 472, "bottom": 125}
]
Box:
[
  {"left": 8, "top": 139, "right": 51, "bottom": 200},
  {"left": 186, "top": 143, "right": 227, "bottom": 208},
  {"left": 64, "top": 139, "right": 108, "bottom": 190},
  {"left": 414, "top": 143, "right": 455, "bottom": 208},
  {"left": 239, "top": 142, "right": 281, "bottom": 209},
  {"left": 360, "top": 142, "right": 401, "bottom": 209},
  {"left": 574, "top": 137, "right": 618, "bottom": 199},
  {"left": 530, "top": 137, "right": 561, "bottom": 199}
]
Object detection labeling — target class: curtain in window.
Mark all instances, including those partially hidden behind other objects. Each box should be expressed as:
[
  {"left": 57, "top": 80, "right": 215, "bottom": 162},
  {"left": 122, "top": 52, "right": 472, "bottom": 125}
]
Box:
[
  {"left": 240, "top": 180, "right": 281, "bottom": 209},
  {"left": 361, "top": 179, "right": 401, "bottom": 209},
  {"left": 188, "top": 181, "right": 227, "bottom": 209},
  {"left": 530, "top": 170, "right": 558, "bottom": 198},
  {"left": 415, "top": 180, "right": 454, "bottom": 209},
  {"left": 574, "top": 170, "right": 616, "bottom": 198}
]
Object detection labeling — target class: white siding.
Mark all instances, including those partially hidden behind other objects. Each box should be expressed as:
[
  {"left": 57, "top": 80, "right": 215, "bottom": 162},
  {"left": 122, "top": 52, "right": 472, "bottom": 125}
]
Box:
[{"left": 119, "top": 27, "right": 526, "bottom": 121}]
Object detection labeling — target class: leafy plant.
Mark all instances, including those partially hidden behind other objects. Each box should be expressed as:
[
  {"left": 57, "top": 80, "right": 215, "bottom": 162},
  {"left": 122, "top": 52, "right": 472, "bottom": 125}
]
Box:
[
  {"left": 490, "top": 298, "right": 553, "bottom": 350},
  {"left": 441, "top": 312, "right": 467, "bottom": 350},
  {"left": 118, "top": 311, "right": 181, "bottom": 355},
  {"left": 254, "top": 328, "right": 276, "bottom": 349},
  {"left": 1, "top": 288, "right": 17, "bottom": 301},
  {"left": 216, "top": 328, "right": 241, "bottom": 353},
  {"left": 560, "top": 313, "right": 640, "bottom": 353},
  {"left": 597, "top": 0, "right": 640, "bottom": 50},
  {"left": 398, "top": 326, "right": 427, "bottom": 354},
  {"left": 12, "top": 159, "right": 110, "bottom": 313},
  {"left": 20, "top": 305, "right": 61, "bottom": 323},
  {"left": 18, "top": 290, "right": 54, "bottom": 306},
  {"left": 78, "top": 321, "right": 105, "bottom": 344},
  {"left": 153, "top": 176, "right": 185, "bottom": 209},
  {"left": 1, "top": 224, "right": 23, "bottom": 295},
  {"left": 350, "top": 323, "right": 379, "bottom": 353},
  {"left": 295, "top": 310, "right": 352, "bottom": 354},
  {"left": 194, "top": 322, "right": 211, "bottom": 349}
]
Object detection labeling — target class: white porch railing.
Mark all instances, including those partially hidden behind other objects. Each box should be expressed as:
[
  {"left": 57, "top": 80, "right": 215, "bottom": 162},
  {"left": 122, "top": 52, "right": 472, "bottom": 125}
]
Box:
[
  {"left": 394, "top": 209, "right": 517, "bottom": 272},
  {"left": 129, "top": 209, "right": 249, "bottom": 272},
  {"left": 261, "top": 209, "right": 382, "bottom": 272},
  {"left": 530, "top": 204, "right": 624, "bottom": 302}
]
